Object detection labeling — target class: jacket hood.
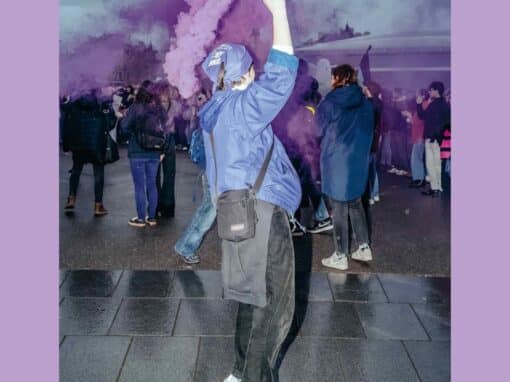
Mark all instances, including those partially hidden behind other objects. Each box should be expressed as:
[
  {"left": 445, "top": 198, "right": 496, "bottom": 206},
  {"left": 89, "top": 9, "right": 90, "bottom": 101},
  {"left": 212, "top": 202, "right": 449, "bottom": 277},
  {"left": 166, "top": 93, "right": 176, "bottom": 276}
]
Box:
[
  {"left": 325, "top": 84, "right": 364, "bottom": 109},
  {"left": 198, "top": 90, "right": 230, "bottom": 133}
]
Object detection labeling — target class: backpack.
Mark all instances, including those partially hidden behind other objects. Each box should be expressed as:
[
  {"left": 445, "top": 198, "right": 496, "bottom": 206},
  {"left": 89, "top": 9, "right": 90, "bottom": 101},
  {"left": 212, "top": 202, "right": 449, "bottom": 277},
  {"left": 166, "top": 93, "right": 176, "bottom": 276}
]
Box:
[
  {"left": 136, "top": 108, "right": 166, "bottom": 151},
  {"left": 189, "top": 128, "right": 206, "bottom": 169}
]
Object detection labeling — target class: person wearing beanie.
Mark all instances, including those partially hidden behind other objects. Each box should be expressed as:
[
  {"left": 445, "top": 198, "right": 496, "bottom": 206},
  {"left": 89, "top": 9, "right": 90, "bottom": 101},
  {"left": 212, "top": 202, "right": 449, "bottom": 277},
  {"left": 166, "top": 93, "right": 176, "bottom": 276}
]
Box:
[{"left": 199, "top": 1, "right": 300, "bottom": 381}]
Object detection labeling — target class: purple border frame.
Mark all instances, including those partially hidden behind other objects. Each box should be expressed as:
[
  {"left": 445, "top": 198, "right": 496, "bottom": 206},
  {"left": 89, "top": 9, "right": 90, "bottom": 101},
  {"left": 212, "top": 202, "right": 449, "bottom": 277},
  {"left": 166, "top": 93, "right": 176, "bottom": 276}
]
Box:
[
  {"left": 2, "top": 0, "right": 509, "bottom": 380},
  {"left": 1, "top": 0, "right": 59, "bottom": 379}
]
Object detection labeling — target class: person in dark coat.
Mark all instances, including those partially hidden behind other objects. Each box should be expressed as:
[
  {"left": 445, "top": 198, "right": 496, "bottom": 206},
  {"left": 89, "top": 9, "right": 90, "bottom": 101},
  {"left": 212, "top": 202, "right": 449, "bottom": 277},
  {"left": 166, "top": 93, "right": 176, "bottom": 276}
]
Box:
[
  {"left": 417, "top": 81, "right": 450, "bottom": 196},
  {"left": 119, "top": 86, "right": 168, "bottom": 227},
  {"left": 155, "top": 83, "right": 177, "bottom": 218},
  {"left": 364, "top": 81, "right": 383, "bottom": 204},
  {"left": 318, "top": 64, "right": 374, "bottom": 271},
  {"left": 63, "top": 89, "right": 114, "bottom": 216}
]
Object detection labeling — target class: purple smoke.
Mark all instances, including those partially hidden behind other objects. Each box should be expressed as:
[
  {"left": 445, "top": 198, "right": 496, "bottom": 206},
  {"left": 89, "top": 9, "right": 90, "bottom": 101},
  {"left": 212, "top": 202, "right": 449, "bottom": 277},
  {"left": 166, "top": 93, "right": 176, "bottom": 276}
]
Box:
[{"left": 162, "top": 0, "right": 235, "bottom": 99}]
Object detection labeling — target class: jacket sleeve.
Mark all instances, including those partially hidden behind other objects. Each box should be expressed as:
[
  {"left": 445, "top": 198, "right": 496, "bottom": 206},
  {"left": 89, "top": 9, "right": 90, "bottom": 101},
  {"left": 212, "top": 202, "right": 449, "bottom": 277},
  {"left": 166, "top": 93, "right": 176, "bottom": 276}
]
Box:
[
  {"left": 316, "top": 98, "right": 333, "bottom": 140},
  {"left": 119, "top": 105, "right": 139, "bottom": 141},
  {"left": 239, "top": 49, "right": 299, "bottom": 136},
  {"left": 416, "top": 102, "right": 427, "bottom": 121}
]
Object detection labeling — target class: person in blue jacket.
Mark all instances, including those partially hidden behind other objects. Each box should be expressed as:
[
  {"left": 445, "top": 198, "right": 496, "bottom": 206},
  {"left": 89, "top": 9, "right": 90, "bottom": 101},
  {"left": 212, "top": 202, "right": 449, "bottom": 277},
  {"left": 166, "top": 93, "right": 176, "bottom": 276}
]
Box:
[
  {"left": 199, "top": 1, "right": 300, "bottom": 381},
  {"left": 318, "top": 64, "right": 375, "bottom": 271}
]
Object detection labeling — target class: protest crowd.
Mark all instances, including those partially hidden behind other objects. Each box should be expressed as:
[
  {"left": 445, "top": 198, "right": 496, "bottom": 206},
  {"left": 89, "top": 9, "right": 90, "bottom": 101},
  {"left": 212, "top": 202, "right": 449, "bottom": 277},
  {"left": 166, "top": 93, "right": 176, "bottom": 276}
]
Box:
[{"left": 59, "top": 1, "right": 451, "bottom": 380}]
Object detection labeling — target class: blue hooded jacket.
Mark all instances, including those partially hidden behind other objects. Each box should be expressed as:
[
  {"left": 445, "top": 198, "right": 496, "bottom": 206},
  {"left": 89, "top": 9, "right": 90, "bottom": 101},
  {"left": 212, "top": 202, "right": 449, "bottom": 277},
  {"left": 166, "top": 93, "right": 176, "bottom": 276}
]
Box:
[
  {"left": 198, "top": 49, "right": 302, "bottom": 214},
  {"left": 318, "top": 84, "right": 374, "bottom": 202}
]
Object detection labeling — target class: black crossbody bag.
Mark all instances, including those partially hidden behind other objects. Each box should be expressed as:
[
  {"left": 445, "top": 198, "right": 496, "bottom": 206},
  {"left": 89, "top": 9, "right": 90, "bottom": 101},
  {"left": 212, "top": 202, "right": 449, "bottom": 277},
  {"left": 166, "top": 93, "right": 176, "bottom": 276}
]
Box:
[{"left": 210, "top": 132, "right": 274, "bottom": 242}]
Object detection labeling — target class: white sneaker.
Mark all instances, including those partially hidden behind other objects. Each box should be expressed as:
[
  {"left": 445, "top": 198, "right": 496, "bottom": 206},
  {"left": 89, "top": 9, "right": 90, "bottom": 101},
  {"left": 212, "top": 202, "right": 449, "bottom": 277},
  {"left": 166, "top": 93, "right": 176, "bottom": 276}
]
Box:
[
  {"left": 369, "top": 199, "right": 375, "bottom": 205},
  {"left": 224, "top": 375, "right": 242, "bottom": 382},
  {"left": 387, "top": 167, "right": 398, "bottom": 174},
  {"left": 351, "top": 244, "right": 373, "bottom": 262},
  {"left": 373, "top": 196, "right": 380, "bottom": 202},
  {"left": 322, "top": 252, "right": 348, "bottom": 270}
]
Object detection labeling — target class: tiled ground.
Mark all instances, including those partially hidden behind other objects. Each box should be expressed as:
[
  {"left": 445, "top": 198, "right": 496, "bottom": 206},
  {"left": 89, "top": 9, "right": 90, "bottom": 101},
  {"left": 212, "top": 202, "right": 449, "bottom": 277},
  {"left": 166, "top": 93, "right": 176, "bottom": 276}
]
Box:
[{"left": 60, "top": 270, "right": 450, "bottom": 382}]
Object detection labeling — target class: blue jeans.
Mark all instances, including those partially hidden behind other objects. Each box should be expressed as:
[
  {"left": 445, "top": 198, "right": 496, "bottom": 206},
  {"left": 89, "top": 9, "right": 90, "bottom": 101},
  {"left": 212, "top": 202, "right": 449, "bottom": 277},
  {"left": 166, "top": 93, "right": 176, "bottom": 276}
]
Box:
[
  {"left": 315, "top": 197, "right": 330, "bottom": 221},
  {"left": 368, "top": 154, "right": 379, "bottom": 199},
  {"left": 174, "top": 174, "right": 216, "bottom": 257},
  {"left": 129, "top": 158, "right": 160, "bottom": 219},
  {"left": 411, "top": 141, "right": 425, "bottom": 181}
]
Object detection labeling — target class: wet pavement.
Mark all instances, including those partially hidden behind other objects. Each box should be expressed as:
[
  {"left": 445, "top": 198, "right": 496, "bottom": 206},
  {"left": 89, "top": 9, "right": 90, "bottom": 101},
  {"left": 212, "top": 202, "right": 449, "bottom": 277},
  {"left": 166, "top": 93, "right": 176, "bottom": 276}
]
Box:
[
  {"left": 60, "top": 269, "right": 450, "bottom": 382},
  {"left": 60, "top": 148, "right": 450, "bottom": 275},
  {"left": 60, "top": 148, "right": 450, "bottom": 380}
]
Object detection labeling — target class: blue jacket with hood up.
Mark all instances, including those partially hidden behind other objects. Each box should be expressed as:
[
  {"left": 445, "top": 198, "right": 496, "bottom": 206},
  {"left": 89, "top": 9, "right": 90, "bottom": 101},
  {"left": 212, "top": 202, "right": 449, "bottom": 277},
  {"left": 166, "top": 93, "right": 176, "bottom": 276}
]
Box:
[
  {"left": 318, "top": 84, "right": 374, "bottom": 202},
  {"left": 198, "top": 49, "right": 301, "bottom": 214}
]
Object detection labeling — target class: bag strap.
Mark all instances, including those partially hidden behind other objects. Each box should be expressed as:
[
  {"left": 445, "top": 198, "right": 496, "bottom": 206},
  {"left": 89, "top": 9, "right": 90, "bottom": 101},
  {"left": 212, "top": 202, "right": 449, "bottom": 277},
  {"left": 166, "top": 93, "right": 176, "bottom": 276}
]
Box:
[
  {"left": 252, "top": 136, "right": 274, "bottom": 193},
  {"left": 209, "top": 130, "right": 274, "bottom": 196}
]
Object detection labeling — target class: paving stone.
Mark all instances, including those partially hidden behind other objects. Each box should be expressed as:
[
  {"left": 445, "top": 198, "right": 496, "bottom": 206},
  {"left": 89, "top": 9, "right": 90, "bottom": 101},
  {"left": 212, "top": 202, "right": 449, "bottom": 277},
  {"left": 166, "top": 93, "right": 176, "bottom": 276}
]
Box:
[
  {"left": 296, "top": 272, "right": 333, "bottom": 302},
  {"left": 279, "top": 337, "right": 346, "bottom": 382},
  {"left": 60, "top": 270, "right": 123, "bottom": 297},
  {"left": 109, "top": 299, "right": 179, "bottom": 335},
  {"left": 60, "top": 298, "right": 121, "bottom": 335},
  {"left": 118, "top": 337, "right": 199, "bottom": 382},
  {"left": 378, "top": 274, "right": 450, "bottom": 304},
  {"left": 412, "top": 303, "right": 450, "bottom": 340},
  {"left": 355, "top": 303, "right": 429, "bottom": 340},
  {"left": 173, "top": 300, "right": 237, "bottom": 336},
  {"left": 405, "top": 341, "right": 451, "bottom": 382},
  {"left": 169, "top": 270, "right": 223, "bottom": 298},
  {"left": 194, "top": 336, "right": 236, "bottom": 382},
  {"left": 113, "top": 271, "right": 173, "bottom": 297},
  {"left": 60, "top": 336, "right": 131, "bottom": 382},
  {"left": 298, "top": 302, "right": 364, "bottom": 338},
  {"left": 338, "top": 340, "right": 420, "bottom": 382},
  {"left": 328, "top": 273, "right": 388, "bottom": 302},
  {"left": 60, "top": 270, "right": 68, "bottom": 287}
]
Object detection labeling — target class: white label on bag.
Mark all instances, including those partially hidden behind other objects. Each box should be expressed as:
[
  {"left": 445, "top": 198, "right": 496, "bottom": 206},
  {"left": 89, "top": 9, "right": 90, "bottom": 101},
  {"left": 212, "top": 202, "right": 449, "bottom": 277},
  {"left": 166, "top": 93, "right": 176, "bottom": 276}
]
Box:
[{"left": 230, "top": 223, "right": 245, "bottom": 232}]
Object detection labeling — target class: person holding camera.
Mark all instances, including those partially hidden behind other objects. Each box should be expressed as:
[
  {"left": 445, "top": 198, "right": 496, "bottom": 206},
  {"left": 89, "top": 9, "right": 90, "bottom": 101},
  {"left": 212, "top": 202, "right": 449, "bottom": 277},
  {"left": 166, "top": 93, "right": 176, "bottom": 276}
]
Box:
[
  {"left": 63, "top": 89, "right": 115, "bottom": 216},
  {"left": 199, "top": 1, "right": 300, "bottom": 380}
]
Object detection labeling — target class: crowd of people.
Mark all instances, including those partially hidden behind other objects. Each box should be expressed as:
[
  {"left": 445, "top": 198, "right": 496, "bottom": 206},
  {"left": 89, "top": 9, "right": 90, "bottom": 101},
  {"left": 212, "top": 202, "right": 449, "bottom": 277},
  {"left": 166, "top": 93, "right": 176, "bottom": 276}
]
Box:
[{"left": 59, "top": 0, "right": 451, "bottom": 380}]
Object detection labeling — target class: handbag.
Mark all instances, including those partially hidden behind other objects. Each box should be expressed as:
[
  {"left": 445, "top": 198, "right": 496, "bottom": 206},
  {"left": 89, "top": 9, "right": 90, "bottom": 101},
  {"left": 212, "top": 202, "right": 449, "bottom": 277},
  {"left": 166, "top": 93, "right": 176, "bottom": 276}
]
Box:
[
  {"left": 210, "top": 132, "right": 274, "bottom": 242},
  {"left": 136, "top": 110, "right": 166, "bottom": 151},
  {"left": 104, "top": 120, "right": 120, "bottom": 164}
]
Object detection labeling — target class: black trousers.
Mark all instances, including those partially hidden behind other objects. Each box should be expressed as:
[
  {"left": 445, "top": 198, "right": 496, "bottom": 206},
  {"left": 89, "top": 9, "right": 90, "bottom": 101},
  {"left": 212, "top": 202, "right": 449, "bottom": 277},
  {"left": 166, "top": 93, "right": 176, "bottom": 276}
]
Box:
[
  {"left": 68, "top": 159, "right": 105, "bottom": 203},
  {"left": 156, "top": 135, "right": 176, "bottom": 213},
  {"left": 391, "top": 131, "right": 410, "bottom": 171},
  {"left": 233, "top": 207, "right": 295, "bottom": 382},
  {"left": 328, "top": 197, "right": 369, "bottom": 254}
]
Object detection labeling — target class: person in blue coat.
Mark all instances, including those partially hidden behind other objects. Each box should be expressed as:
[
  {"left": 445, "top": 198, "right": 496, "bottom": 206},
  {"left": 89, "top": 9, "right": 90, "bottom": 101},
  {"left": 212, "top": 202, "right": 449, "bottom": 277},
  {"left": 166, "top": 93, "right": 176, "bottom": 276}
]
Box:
[
  {"left": 318, "top": 64, "right": 375, "bottom": 271},
  {"left": 199, "top": 1, "right": 300, "bottom": 381}
]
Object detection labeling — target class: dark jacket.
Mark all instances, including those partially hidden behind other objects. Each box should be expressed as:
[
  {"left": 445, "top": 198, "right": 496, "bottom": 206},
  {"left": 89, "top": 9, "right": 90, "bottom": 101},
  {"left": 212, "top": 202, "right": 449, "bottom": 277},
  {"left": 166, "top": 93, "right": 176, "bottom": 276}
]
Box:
[
  {"left": 417, "top": 97, "right": 450, "bottom": 142},
  {"left": 62, "top": 95, "right": 115, "bottom": 164},
  {"left": 318, "top": 84, "right": 374, "bottom": 202},
  {"left": 370, "top": 97, "right": 383, "bottom": 154},
  {"left": 119, "top": 102, "right": 169, "bottom": 159}
]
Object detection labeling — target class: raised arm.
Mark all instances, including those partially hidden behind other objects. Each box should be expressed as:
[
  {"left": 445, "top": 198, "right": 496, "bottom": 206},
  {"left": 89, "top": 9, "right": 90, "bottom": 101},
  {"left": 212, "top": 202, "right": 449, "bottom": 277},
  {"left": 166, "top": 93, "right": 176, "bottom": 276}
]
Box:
[
  {"left": 263, "top": 0, "right": 293, "bottom": 52},
  {"left": 240, "top": 0, "right": 298, "bottom": 135}
]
